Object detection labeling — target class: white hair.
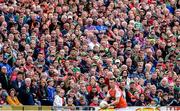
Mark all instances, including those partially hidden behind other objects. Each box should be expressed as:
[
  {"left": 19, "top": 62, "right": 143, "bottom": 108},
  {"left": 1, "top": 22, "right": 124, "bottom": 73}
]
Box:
[{"left": 25, "top": 78, "right": 31, "bottom": 83}]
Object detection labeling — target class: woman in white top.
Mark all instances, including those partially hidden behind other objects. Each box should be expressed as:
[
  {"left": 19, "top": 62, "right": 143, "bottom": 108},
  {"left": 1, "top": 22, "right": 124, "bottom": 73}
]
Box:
[{"left": 53, "top": 87, "right": 65, "bottom": 111}]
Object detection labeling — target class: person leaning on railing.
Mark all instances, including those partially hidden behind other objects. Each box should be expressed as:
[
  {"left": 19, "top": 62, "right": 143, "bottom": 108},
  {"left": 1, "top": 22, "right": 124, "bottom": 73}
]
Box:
[{"left": 6, "top": 88, "right": 22, "bottom": 105}]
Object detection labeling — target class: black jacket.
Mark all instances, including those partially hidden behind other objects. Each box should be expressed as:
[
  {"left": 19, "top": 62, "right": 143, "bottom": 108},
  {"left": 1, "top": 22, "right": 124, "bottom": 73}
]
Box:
[
  {"left": 0, "top": 73, "right": 10, "bottom": 91},
  {"left": 11, "top": 79, "right": 24, "bottom": 92},
  {"left": 18, "top": 85, "right": 35, "bottom": 105}
]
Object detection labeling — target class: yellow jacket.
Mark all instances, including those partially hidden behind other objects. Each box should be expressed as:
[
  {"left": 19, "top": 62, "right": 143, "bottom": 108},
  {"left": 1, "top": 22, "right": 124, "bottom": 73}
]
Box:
[{"left": 6, "top": 96, "right": 22, "bottom": 105}]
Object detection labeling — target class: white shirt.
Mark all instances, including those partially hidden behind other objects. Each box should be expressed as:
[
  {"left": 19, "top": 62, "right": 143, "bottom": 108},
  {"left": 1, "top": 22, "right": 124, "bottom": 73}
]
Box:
[
  {"left": 53, "top": 95, "right": 63, "bottom": 107},
  {"left": 88, "top": 42, "right": 100, "bottom": 50}
]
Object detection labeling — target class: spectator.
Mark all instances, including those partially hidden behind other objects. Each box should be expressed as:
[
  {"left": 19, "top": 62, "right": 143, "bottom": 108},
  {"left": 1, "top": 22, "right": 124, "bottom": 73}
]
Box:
[
  {"left": 90, "top": 97, "right": 99, "bottom": 107},
  {"left": 53, "top": 87, "right": 65, "bottom": 110},
  {"left": 19, "top": 78, "right": 34, "bottom": 105},
  {"left": 10, "top": 71, "right": 24, "bottom": 93},
  {"left": 135, "top": 93, "right": 147, "bottom": 106},
  {"left": 47, "top": 78, "right": 56, "bottom": 106},
  {"left": 65, "top": 97, "right": 76, "bottom": 110},
  {"left": 37, "top": 78, "right": 49, "bottom": 105},
  {"left": 0, "top": 84, "right": 7, "bottom": 105},
  {"left": 0, "top": 66, "right": 10, "bottom": 91},
  {"left": 6, "top": 88, "right": 21, "bottom": 105}
]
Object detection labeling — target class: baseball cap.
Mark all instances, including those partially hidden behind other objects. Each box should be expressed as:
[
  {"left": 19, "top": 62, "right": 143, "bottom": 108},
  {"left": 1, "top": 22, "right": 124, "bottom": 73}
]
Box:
[
  {"left": 115, "top": 59, "right": 120, "bottom": 63},
  {"left": 92, "top": 55, "right": 99, "bottom": 60},
  {"left": 80, "top": 52, "right": 88, "bottom": 56}
]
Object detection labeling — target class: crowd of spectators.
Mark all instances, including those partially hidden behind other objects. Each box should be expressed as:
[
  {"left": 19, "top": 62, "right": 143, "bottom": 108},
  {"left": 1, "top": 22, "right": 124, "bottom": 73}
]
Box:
[{"left": 0, "top": 0, "right": 180, "bottom": 109}]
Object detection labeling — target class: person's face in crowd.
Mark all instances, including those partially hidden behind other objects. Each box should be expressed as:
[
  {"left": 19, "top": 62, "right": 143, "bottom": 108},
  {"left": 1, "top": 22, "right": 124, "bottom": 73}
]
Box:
[
  {"left": 10, "top": 90, "right": 15, "bottom": 97},
  {"left": 145, "top": 63, "right": 152, "bottom": 72},
  {"left": 90, "top": 77, "right": 96, "bottom": 86},
  {"left": 49, "top": 65, "right": 55, "bottom": 73},
  {"left": 92, "top": 87, "right": 97, "bottom": 93},
  {"left": 30, "top": 40, "right": 36, "bottom": 49},
  {"left": 56, "top": 85, "right": 61, "bottom": 92},
  {"left": 113, "top": 68, "right": 120, "bottom": 77},
  {"left": 176, "top": 79, "right": 180, "bottom": 86},
  {"left": 37, "top": 65, "right": 43, "bottom": 72},
  {"left": 139, "top": 79, "right": 144, "bottom": 86},
  {"left": 27, "top": 49, "right": 34, "bottom": 56},
  {"left": 120, "top": 81, "right": 126, "bottom": 89},
  {"left": 51, "top": 31, "right": 57, "bottom": 38},
  {"left": 151, "top": 85, "right": 156, "bottom": 95},
  {"left": 134, "top": 45, "right": 140, "bottom": 53},
  {"left": 145, "top": 89, "right": 151, "bottom": 97},
  {"left": 161, "top": 79, "right": 168, "bottom": 87},
  {"left": 69, "top": 90, "right": 75, "bottom": 98},
  {"left": 106, "top": 71, "right": 113, "bottom": 79},
  {"left": 100, "top": 40, "right": 107, "bottom": 48},
  {"left": 168, "top": 83, "right": 174, "bottom": 91},
  {"left": 167, "top": 63, "right": 174, "bottom": 71},
  {"left": 133, "top": 91, "right": 139, "bottom": 99},
  {"left": 25, "top": 79, "right": 31, "bottom": 87},
  {"left": 156, "top": 49, "right": 162, "bottom": 57},
  {"left": 130, "top": 82, "right": 135, "bottom": 90},
  {"left": 0, "top": 54, "right": 3, "bottom": 62},
  {"left": 137, "top": 62, "right": 143, "bottom": 72},
  {"left": 10, "top": 27, "right": 16, "bottom": 33},
  {"left": 134, "top": 77, "right": 139, "bottom": 84},
  {"left": 80, "top": 84, "right": 86, "bottom": 92},
  {"left": 53, "top": 60, "right": 59, "bottom": 67},
  {"left": 122, "top": 70, "right": 128, "bottom": 77},
  {"left": 59, "top": 89, "right": 65, "bottom": 97},
  {"left": 121, "top": 65, "right": 128, "bottom": 71},
  {"left": 49, "top": 54, "right": 56, "bottom": 62},
  {"left": 17, "top": 73, "right": 23, "bottom": 81},
  {"left": 25, "top": 44, "right": 30, "bottom": 51},
  {"left": 21, "top": 27, "right": 27, "bottom": 34},
  {"left": 64, "top": 46, "right": 69, "bottom": 54},
  {"left": 2, "top": 45, "right": 8, "bottom": 53},
  {"left": 111, "top": 50, "right": 117, "bottom": 58},
  {"left": 20, "top": 40, "right": 26, "bottom": 47},
  {"left": 152, "top": 73, "right": 157, "bottom": 80},
  {"left": 106, "top": 58, "right": 113, "bottom": 66},
  {"left": 58, "top": 81, "right": 64, "bottom": 89},
  {"left": 90, "top": 68, "right": 96, "bottom": 76},
  {"left": 126, "top": 58, "right": 132, "bottom": 67},
  {"left": 15, "top": 58, "right": 21, "bottom": 66},
  {"left": 1, "top": 67, "right": 7, "bottom": 74},
  {"left": 102, "top": 85, "right": 108, "bottom": 93},
  {"left": 18, "top": 52, "right": 24, "bottom": 59},
  {"left": 146, "top": 82, "right": 151, "bottom": 89},
  {"left": 48, "top": 80, "right": 54, "bottom": 87},
  {"left": 67, "top": 97, "right": 74, "bottom": 105},
  {"left": 99, "top": 77, "right": 105, "bottom": 84},
  {"left": 109, "top": 78, "right": 116, "bottom": 89}
]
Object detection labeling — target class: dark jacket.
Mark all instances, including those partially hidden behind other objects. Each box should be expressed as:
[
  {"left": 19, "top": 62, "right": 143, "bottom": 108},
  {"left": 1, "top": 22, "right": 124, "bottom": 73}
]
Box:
[
  {"left": 0, "top": 73, "right": 10, "bottom": 91},
  {"left": 135, "top": 100, "right": 147, "bottom": 106},
  {"left": 18, "top": 85, "right": 35, "bottom": 105},
  {"left": 37, "top": 85, "right": 48, "bottom": 100},
  {"left": 11, "top": 79, "right": 24, "bottom": 92}
]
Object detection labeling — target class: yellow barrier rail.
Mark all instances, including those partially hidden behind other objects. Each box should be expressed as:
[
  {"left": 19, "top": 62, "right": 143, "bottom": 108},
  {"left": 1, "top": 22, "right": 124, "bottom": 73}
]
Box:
[
  {"left": 0, "top": 105, "right": 96, "bottom": 111},
  {"left": 0, "top": 106, "right": 180, "bottom": 111},
  {"left": 0, "top": 105, "right": 52, "bottom": 111}
]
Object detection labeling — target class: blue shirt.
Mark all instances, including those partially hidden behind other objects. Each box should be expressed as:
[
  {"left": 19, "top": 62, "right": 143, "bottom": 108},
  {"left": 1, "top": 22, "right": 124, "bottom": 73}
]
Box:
[
  {"left": 96, "top": 25, "right": 108, "bottom": 32},
  {"left": 0, "top": 62, "right": 12, "bottom": 77},
  {"left": 47, "top": 86, "right": 55, "bottom": 102}
]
